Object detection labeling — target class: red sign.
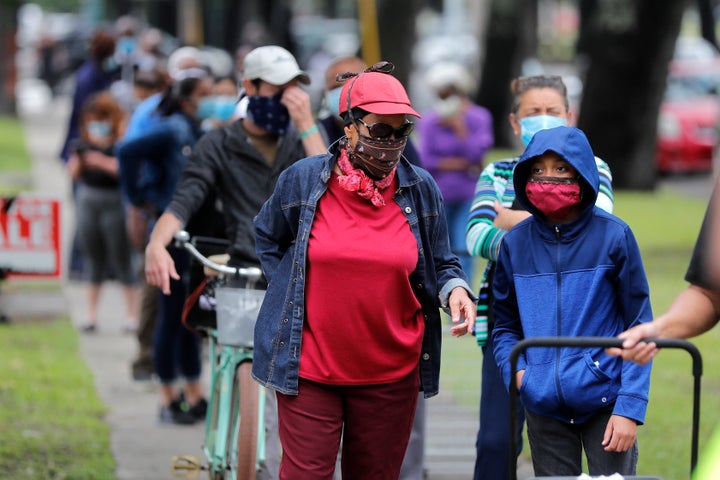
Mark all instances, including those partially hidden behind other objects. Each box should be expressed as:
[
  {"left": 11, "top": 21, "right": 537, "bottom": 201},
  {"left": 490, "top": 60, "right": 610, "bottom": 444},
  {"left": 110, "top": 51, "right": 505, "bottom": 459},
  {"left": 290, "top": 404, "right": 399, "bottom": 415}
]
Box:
[{"left": 0, "top": 194, "right": 62, "bottom": 278}]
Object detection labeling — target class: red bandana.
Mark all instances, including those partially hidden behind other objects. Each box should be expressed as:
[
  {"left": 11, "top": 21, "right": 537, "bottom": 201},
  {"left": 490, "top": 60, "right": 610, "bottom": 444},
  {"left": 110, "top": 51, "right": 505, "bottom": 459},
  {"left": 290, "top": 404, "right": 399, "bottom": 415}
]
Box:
[{"left": 336, "top": 147, "right": 396, "bottom": 207}]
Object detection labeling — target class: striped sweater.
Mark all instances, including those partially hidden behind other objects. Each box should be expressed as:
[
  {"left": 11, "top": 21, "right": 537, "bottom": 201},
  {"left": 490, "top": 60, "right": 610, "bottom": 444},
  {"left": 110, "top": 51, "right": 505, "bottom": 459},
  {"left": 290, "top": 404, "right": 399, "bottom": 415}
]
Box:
[{"left": 466, "top": 156, "right": 614, "bottom": 345}]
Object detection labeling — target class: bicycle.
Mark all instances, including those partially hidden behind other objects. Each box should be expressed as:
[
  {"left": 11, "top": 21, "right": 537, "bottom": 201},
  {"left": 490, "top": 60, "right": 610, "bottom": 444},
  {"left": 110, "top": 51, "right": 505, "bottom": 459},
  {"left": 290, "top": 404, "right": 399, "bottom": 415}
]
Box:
[{"left": 170, "top": 230, "right": 266, "bottom": 480}]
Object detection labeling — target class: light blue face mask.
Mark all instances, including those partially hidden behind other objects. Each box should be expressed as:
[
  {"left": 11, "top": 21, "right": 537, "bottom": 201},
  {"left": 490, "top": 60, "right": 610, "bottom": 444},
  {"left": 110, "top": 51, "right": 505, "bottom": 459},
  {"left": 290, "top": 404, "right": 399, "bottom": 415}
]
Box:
[
  {"left": 324, "top": 87, "right": 342, "bottom": 118},
  {"left": 214, "top": 95, "right": 238, "bottom": 122},
  {"left": 87, "top": 120, "right": 112, "bottom": 139},
  {"left": 196, "top": 96, "right": 216, "bottom": 121},
  {"left": 519, "top": 115, "right": 567, "bottom": 146}
]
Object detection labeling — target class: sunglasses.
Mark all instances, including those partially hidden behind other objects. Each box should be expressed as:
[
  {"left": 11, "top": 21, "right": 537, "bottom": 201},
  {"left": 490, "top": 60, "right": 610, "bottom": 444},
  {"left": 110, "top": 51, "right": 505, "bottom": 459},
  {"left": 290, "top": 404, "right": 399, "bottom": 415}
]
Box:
[{"left": 355, "top": 117, "right": 414, "bottom": 139}]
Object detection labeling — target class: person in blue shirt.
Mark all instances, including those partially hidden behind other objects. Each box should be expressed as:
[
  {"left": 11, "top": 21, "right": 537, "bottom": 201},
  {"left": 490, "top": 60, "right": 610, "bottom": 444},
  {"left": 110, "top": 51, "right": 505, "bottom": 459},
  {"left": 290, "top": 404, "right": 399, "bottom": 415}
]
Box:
[
  {"left": 121, "top": 46, "right": 207, "bottom": 382},
  {"left": 117, "top": 70, "right": 214, "bottom": 425},
  {"left": 492, "top": 125, "right": 652, "bottom": 477}
]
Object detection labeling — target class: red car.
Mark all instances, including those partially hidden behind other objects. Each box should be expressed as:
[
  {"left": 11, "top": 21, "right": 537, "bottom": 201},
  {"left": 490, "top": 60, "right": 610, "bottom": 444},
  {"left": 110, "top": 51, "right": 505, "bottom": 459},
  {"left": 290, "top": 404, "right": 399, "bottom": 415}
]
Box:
[{"left": 656, "top": 61, "right": 720, "bottom": 174}]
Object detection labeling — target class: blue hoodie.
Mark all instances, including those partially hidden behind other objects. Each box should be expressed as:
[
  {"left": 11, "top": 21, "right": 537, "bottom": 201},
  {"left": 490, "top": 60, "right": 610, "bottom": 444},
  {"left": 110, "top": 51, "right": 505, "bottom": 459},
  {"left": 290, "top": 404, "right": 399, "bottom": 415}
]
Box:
[{"left": 491, "top": 126, "right": 652, "bottom": 425}]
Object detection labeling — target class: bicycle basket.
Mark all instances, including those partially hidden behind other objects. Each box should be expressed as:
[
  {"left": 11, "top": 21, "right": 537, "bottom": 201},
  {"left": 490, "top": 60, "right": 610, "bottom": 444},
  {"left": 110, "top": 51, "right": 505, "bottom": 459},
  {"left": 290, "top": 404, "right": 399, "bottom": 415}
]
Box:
[{"left": 215, "top": 286, "right": 265, "bottom": 347}]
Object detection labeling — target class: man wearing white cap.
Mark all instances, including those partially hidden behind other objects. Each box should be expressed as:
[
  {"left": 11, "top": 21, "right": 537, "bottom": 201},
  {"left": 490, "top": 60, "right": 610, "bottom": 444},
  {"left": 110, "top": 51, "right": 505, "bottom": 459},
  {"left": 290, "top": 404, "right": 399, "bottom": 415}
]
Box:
[{"left": 144, "top": 44, "right": 324, "bottom": 478}]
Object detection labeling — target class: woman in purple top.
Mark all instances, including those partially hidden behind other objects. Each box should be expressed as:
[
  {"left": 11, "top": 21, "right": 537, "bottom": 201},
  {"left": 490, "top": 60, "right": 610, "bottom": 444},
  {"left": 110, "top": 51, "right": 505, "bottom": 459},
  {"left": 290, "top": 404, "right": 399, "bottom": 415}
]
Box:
[{"left": 419, "top": 62, "right": 494, "bottom": 286}]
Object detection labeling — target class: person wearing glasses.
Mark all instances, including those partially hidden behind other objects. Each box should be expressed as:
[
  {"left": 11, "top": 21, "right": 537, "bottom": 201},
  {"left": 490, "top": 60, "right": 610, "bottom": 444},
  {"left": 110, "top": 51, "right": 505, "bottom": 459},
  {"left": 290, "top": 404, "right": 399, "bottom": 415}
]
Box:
[
  {"left": 143, "top": 45, "right": 325, "bottom": 478},
  {"left": 252, "top": 62, "right": 477, "bottom": 479}
]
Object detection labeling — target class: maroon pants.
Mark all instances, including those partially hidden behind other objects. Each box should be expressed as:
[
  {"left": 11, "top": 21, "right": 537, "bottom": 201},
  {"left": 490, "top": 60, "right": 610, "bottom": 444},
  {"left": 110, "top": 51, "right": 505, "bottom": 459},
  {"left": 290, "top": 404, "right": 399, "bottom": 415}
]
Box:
[{"left": 276, "top": 368, "right": 420, "bottom": 480}]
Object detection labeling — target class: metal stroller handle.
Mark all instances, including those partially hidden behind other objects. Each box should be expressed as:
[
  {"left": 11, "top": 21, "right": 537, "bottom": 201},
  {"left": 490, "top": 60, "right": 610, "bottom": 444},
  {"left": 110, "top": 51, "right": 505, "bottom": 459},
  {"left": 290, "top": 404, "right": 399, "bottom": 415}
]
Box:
[{"left": 507, "top": 336, "right": 702, "bottom": 480}]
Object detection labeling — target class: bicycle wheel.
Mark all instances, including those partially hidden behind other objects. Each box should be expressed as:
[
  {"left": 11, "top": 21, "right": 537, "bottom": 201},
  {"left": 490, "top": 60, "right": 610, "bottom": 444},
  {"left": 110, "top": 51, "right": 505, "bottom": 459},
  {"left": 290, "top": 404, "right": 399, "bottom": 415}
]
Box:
[{"left": 232, "top": 361, "right": 259, "bottom": 480}]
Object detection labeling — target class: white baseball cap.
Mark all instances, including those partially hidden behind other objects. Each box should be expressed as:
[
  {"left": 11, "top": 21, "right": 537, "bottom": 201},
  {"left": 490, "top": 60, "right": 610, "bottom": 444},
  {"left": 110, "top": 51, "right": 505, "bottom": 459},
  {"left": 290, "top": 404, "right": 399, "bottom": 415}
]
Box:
[
  {"left": 426, "top": 62, "right": 475, "bottom": 95},
  {"left": 242, "top": 46, "right": 310, "bottom": 85}
]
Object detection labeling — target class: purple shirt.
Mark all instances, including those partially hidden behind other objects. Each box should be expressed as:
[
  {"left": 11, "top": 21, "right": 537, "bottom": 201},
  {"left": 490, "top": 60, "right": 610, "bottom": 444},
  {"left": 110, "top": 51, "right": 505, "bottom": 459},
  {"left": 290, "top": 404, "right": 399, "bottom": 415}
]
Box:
[{"left": 419, "top": 104, "right": 494, "bottom": 203}]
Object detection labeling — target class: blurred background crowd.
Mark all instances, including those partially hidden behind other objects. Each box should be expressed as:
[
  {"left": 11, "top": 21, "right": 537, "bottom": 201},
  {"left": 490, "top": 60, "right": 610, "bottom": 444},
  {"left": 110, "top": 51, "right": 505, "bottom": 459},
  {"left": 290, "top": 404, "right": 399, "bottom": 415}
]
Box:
[{"left": 2, "top": 0, "right": 720, "bottom": 185}]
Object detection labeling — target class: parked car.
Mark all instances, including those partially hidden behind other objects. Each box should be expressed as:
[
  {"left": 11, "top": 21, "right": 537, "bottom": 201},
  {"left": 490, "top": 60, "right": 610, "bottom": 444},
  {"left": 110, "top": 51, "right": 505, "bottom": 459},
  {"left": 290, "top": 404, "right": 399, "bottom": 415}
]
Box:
[{"left": 656, "top": 61, "right": 720, "bottom": 174}]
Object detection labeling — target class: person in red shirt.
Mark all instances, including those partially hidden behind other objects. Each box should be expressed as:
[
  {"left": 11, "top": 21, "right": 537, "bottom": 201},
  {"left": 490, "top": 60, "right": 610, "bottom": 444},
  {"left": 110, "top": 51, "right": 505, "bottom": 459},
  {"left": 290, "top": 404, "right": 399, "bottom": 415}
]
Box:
[{"left": 253, "top": 61, "right": 476, "bottom": 479}]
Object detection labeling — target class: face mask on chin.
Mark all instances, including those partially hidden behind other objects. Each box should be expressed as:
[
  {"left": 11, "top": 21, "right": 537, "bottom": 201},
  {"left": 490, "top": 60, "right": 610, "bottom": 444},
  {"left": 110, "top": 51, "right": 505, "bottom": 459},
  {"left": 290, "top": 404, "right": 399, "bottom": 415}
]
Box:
[
  {"left": 246, "top": 91, "right": 290, "bottom": 135},
  {"left": 349, "top": 134, "right": 407, "bottom": 180}
]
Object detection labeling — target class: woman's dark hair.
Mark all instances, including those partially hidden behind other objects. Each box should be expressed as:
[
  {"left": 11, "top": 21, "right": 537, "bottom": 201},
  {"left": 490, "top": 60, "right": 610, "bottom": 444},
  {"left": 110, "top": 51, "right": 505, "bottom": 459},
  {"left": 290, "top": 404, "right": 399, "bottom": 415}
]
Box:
[
  {"left": 510, "top": 75, "right": 569, "bottom": 114},
  {"left": 89, "top": 30, "right": 116, "bottom": 63},
  {"left": 341, "top": 107, "right": 369, "bottom": 126},
  {"left": 156, "top": 74, "right": 207, "bottom": 117}
]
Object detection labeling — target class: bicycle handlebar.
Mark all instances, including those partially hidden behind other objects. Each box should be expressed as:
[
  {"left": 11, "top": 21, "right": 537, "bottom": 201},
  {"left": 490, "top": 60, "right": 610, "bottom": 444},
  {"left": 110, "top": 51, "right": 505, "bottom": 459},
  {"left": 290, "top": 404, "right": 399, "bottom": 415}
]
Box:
[{"left": 173, "top": 230, "right": 263, "bottom": 281}]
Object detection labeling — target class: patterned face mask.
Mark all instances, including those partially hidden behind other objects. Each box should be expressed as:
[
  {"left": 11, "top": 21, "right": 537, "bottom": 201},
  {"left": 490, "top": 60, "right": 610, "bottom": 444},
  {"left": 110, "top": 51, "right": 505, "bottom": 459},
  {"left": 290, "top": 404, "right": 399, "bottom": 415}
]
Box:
[
  {"left": 349, "top": 133, "right": 407, "bottom": 180},
  {"left": 246, "top": 91, "right": 290, "bottom": 135}
]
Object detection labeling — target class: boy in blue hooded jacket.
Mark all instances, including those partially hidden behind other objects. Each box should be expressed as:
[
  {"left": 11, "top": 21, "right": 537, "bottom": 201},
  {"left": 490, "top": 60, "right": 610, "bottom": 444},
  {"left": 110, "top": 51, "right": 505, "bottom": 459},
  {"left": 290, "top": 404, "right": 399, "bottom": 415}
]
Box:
[{"left": 491, "top": 125, "right": 652, "bottom": 476}]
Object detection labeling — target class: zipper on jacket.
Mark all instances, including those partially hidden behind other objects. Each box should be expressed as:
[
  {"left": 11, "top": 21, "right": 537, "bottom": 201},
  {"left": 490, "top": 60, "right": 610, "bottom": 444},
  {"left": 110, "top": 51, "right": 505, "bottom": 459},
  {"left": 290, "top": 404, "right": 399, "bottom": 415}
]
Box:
[{"left": 553, "top": 224, "right": 567, "bottom": 411}]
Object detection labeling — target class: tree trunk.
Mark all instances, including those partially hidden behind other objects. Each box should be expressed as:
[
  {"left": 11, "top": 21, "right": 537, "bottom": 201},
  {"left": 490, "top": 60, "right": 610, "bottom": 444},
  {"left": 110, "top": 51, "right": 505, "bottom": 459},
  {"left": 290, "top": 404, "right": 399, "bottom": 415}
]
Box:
[
  {"left": 576, "top": 0, "right": 688, "bottom": 190},
  {"left": 0, "top": 1, "right": 18, "bottom": 115},
  {"left": 476, "top": 0, "right": 533, "bottom": 148},
  {"left": 375, "top": 0, "right": 419, "bottom": 86}
]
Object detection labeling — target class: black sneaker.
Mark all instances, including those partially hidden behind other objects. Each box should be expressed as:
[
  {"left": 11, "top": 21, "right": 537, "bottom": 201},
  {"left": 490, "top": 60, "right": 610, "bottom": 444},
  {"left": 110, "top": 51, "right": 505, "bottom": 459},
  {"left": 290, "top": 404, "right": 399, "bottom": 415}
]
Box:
[
  {"left": 188, "top": 398, "right": 208, "bottom": 421},
  {"left": 159, "top": 400, "right": 196, "bottom": 425}
]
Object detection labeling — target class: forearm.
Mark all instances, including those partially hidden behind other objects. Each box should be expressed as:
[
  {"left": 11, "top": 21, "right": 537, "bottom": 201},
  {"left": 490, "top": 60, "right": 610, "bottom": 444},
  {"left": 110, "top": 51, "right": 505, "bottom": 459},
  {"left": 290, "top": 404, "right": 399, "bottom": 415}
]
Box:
[
  {"left": 655, "top": 285, "right": 720, "bottom": 339},
  {"left": 147, "top": 212, "right": 184, "bottom": 249},
  {"left": 299, "top": 124, "right": 327, "bottom": 156}
]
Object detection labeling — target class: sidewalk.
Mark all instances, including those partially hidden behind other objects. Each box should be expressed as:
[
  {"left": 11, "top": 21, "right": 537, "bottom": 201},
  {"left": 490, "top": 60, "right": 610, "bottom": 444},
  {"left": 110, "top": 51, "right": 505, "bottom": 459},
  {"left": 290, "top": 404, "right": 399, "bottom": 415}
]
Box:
[
  {"left": 15, "top": 95, "right": 533, "bottom": 479},
  {"left": 19, "top": 96, "right": 205, "bottom": 480}
]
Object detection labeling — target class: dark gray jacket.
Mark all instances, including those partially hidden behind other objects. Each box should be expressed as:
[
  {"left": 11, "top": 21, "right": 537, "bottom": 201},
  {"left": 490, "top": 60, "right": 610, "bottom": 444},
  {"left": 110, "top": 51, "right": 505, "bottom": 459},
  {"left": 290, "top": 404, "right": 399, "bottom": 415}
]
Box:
[{"left": 166, "top": 120, "right": 308, "bottom": 266}]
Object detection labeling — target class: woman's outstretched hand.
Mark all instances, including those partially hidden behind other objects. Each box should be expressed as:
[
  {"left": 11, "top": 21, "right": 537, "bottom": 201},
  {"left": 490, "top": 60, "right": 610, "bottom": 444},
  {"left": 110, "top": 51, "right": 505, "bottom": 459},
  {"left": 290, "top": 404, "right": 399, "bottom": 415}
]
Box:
[{"left": 448, "top": 287, "right": 476, "bottom": 337}]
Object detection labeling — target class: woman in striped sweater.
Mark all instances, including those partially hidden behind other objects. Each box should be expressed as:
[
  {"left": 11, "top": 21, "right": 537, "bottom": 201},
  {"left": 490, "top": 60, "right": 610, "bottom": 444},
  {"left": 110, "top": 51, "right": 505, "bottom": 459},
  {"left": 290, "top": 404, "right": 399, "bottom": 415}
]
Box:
[{"left": 465, "top": 74, "right": 614, "bottom": 480}]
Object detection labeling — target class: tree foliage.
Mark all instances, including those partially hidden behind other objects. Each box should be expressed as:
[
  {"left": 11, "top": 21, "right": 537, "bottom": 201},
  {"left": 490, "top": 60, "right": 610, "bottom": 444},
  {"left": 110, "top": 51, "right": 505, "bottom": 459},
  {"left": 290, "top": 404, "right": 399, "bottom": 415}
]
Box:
[
  {"left": 577, "top": 0, "right": 689, "bottom": 189},
  {"left": 477, "top": 0, "right": 699, "bottom": 189}
]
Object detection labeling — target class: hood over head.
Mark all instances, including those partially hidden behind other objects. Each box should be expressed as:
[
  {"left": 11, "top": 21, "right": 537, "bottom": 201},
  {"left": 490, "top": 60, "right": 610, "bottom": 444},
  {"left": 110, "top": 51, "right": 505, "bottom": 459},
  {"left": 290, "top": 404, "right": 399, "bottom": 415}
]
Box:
[{"left": 513, "top": 125, "right": 599, "bottom": 216}]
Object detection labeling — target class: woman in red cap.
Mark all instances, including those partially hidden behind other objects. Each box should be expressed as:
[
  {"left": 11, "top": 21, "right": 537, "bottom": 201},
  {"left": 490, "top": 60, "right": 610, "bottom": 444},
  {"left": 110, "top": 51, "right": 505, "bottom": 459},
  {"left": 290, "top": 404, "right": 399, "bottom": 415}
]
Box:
[{"left": 252, "top": 62, "right": 476, "bottom": 479}]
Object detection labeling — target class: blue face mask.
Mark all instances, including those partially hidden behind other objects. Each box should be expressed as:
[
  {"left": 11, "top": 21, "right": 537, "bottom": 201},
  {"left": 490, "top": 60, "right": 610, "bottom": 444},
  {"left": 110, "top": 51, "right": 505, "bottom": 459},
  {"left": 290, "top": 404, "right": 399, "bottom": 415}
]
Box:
[
  {"left": 87, "top": 120, "right": 112, "bottom": 139},
  {"left": 520, "top": 115, "right": 567, "bottom": 146},
  {"left": 247, "top": 92, "right": 290, "bottom": 136},
  {"left": 118, "top": 37, "right": 136, "bottom": 55},
  {"left": 324, "top": 87, "right": 342, "bottom": 118},
  {"left": 214, "top": 95, "right": 238, "bottom": 122},
  {"left": 196, "top": 96, "right": 216, "bottom": 121}
]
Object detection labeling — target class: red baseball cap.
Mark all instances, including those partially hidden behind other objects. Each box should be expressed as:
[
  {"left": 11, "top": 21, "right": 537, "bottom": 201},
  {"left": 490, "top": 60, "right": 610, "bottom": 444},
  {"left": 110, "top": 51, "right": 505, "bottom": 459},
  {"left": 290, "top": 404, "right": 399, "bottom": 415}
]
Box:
[{"left": 339, "top": 71, "right": 420, "bottom": 118}]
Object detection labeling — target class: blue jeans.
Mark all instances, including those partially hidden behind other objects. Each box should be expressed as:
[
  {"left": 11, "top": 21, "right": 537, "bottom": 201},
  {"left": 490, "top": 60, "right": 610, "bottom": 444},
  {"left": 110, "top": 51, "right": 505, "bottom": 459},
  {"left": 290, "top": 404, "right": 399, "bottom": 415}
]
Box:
[
  {"left": 525, "top": 406, "right": 638, "bottom": 476},
  {"left": 474, "top": 334, "right": 524, "bottom": 480},
  {"left": 153, "top": 247, "right": 201, "bottom": 383},
  {"left": 444, "top": 200, "right": 474, "bottom": 286}
]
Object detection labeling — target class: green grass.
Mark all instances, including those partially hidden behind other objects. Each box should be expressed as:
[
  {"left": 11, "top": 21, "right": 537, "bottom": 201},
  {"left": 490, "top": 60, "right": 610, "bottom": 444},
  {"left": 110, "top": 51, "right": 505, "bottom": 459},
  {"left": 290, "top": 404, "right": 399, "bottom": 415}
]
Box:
[
  {"left": 440, "top": 186, "right": 716, "bottom": 478},
  {"left": 0, "top": 116, "right": 114, "bottom": 479},
  {"left": 0, "top": 318, "right": 115, "bottom": 480},
  {"left": 0, "top": 116, "right": 32, "bottom": 172},
  {"left": 0, "top": 115, "right": 32, "bottom": 195}
]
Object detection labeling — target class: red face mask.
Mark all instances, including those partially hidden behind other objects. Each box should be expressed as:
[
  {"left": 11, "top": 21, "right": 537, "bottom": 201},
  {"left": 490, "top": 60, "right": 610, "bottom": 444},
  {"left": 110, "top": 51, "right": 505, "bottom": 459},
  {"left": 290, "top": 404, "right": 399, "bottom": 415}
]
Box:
[{"left": 525, "top": 177, "right": 582, "bottom": 220}]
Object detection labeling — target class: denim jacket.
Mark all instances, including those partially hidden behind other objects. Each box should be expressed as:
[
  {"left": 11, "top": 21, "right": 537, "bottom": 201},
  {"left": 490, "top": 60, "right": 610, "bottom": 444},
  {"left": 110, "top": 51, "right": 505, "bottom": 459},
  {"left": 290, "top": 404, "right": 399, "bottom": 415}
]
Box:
[{"left": 252, "top": 146, "right": 475, "bottom": 398}]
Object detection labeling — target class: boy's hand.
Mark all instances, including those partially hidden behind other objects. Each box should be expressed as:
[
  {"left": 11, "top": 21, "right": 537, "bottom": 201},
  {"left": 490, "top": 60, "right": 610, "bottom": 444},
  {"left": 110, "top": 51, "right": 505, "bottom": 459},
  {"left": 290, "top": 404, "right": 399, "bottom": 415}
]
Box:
[
  {"left": 602, "top": 415, "right": 637, "bottom": 452},
  {"left": 515, "top": 370, "right": 525, "bottom": 390},
  {"left": 448, "top": 287, "right": 476, "bottom": 337}
]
